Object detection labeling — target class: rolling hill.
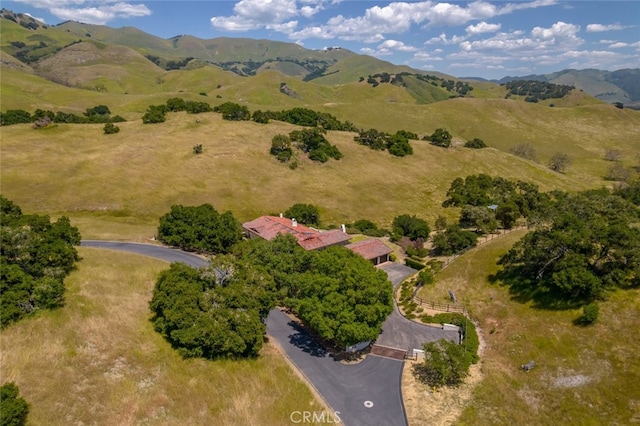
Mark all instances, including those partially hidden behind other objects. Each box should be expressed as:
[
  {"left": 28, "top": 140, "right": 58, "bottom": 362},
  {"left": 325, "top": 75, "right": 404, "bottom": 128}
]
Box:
[
  {"left": 2, "top": 8, "right": 640, "bottom": 426},
  {"left": 492, "top": 68, "right": 640, "bottom": 108}
]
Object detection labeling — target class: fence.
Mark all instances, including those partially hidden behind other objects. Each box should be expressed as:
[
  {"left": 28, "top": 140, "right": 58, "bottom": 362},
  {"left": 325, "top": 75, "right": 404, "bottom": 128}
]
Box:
[{"left": 411, "top": 296, "right": 467, "bottom": 315}]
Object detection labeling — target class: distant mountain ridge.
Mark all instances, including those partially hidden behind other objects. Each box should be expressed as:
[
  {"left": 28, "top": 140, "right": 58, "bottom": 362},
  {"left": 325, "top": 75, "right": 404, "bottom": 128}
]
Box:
[
  {"left": 1, "top": 7, "right": 636, "bottom": 109},
  {"left": 489, "top": 69, "right": 640, "bottom": 107}
]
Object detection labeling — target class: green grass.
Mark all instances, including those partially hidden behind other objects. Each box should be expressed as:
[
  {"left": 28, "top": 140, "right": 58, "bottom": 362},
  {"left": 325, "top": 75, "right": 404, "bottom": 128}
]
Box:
[
  {"left": 416, "top": 231, "right": 640, "bottom": 425},
  {"left": 0, "top": 248, "right": 326, "bottom": 425}
]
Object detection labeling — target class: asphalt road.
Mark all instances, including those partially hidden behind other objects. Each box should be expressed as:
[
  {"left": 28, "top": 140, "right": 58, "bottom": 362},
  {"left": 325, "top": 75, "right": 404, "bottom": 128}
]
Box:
[
  {"left": 267, "top": 309, "right": 407, "bottom": 426},
  {"left": 377, "top": 263, "right": 460, "bottom": 352},
  {"left": 79, "top": 241, "right": 453, "bottom": 426}
]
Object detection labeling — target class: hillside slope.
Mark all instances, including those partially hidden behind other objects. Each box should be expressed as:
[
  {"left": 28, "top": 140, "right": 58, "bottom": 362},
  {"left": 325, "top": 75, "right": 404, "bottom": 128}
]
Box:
[{"left": 495, "top": 68, "right": 640, "bottom": 106}]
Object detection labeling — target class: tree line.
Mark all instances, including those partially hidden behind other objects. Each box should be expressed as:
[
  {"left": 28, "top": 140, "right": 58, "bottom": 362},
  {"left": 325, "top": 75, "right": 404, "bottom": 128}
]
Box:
[
  {"left": 503, "top": 80, "right": 574, "bottom": 102},
  {"left": 361, "top": 71, "right": 473, "bottom": 96},
  {"left": 0, "top": 105, "right": 125, "bottom": 126}
]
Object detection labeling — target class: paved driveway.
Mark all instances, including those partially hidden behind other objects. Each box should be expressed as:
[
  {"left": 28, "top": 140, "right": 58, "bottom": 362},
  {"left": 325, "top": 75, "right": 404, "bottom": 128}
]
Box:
[
  {"left": 268, "top": 309, "right": 407, "bottom": 426},
  {"left": 376, "top": 263, "right": 459, "bottom": 352}
]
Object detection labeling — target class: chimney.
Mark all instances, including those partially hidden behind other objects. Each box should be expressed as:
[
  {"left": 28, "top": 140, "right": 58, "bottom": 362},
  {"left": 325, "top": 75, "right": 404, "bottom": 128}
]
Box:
[
  {"left": 292, "top": 218, "right": 297, "bottom": 227},
  {"left": 341, "top": 224, "right": 346, "bottom": 233},
  {"left": 279, "top": 213, "right": 283, "bottom": 218}
]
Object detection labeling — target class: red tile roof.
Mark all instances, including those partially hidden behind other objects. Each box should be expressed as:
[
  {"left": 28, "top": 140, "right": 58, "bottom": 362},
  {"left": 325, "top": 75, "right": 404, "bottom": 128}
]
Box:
[
  {"left": 346, "top": 239, "right": 393, "bottom": 260},
  {"left": 242, "top": 216, "right": 350, "bottom": 250}
]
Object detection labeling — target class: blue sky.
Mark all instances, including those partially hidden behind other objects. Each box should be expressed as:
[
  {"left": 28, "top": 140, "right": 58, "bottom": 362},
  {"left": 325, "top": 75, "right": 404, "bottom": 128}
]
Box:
[{"left": 6, "top": 1, "right": 640, "bottom": 79}]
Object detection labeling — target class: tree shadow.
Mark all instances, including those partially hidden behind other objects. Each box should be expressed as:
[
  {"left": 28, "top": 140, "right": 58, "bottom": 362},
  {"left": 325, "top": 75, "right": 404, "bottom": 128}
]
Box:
[
  {"left": 488, "top": 266, "right": 584, "bottom": 311},
  {"left": 287, "top": 320, "right": 329, "bottom": 358}
]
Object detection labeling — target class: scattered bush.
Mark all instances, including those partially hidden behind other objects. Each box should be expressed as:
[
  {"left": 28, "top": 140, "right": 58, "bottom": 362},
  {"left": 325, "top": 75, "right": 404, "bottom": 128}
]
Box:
[
  {"left": 510, "top": 142, "right": 538, "bottom": 161},
  {"left": 425, "top": 128, "right": 452, "bottom": 148},
  {"left": 142, "top": 105, "right": 167, "bottom": 124},
  {"left": 464, "top": 138, "right": 487, "bottom": 149},
  {"left": 103, "top": 123, "right": 120, "bottom": 134},
  {"left": 193, "top": 144, "right": 203, "bottom": 154},
  {"left": 548, "top": 152, "right": 571, "bottom": 172},
  {"left": 214, "top": 102, "right": 250, "bottom": 121}
]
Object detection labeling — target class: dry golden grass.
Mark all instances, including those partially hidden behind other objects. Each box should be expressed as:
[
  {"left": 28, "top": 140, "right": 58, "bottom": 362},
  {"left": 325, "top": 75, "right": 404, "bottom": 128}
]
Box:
[
  {"left": 416, "top": 231, "right": 640, "bottom": 425},
  {"left": 0, "top": 248, "right": 325, "bottom": 425},
  {"left": 1, "top": 110, "right": 609, "bottom": 240}
]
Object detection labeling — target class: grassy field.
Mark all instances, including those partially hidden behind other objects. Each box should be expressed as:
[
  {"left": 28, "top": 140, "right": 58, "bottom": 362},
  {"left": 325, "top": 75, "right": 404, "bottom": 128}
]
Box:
[
  {"left": 0, "top": 248, "right": 326, "bottom": 425},
  {"left": 3, "top": 103, "right": 635, "bottom": 240},
  {"left": 416, "top": 231, "right": 640, "bottom": 425}
]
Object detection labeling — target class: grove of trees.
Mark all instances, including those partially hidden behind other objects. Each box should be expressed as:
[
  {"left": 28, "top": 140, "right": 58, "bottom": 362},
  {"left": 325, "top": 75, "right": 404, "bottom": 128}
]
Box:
[
  {"left": 271, "top": 128, "right": 342, "bottom": 164},
  {"left": 234, "top": 235, "right": 394, "bottom": 349},
  {"left": 502, "top": 80, "right": 574, "bottom": 101},
  {"left": 498, "top": 189, "right": 640, "bottom": 301},
  {"left": 157, "top": 204, "right": 243, "bottom": 254},
  {"left": 0, "top": 196, "right": 81, "bottom": 327},
  {"left": 149, "top": 257, "right": 276, "bottom": 359},
  {"left": 354, "top": 129, "right": 415, "bottom": 157}
]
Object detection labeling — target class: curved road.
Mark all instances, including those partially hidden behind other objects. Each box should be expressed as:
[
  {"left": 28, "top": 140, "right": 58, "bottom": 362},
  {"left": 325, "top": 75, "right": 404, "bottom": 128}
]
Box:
[{"left": 81, "top": 241, "right": 456, "bottom": 426}]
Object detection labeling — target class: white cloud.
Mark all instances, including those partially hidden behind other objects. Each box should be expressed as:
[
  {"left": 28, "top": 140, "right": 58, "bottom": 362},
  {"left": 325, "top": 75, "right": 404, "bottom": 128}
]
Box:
[
  {"left": 460, "top": 22, "right": 582, "bottom": 53},
  {"left": 379, "top": 39, "right": 418, "bottom": 52},
  {"left": 15, "top": 0, "right": 151, "bottom": 25},
  {"left": 426, "top": 32, "right": 467, "bottom": 45},
  {"left": 466, "top": 21, "right": 501, "bottom": 34},
  {"left": 282, "top": 0, "right": 554, "bottom": 42},
  {"left": 413, "top": 51, "right": 444, "bottom": 61},
  {"left": 608, "top": 41, "right": 640, "bottom": 49},
  {"left": 210, "top": 0, "right": 333, "bottom": 32},
  {"left": 586, "top": 23, "right": 627, "bottom": 32}
]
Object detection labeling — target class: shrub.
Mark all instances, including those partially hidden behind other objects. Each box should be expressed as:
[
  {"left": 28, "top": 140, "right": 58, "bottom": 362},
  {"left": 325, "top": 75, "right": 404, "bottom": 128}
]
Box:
[
  {"left": 464, "top": 138, "right": 487, "bottom": 149},
  {"left": 413, "top": 339, "right": 470, "bottom": 388},
  {"left": 418, "top": 269, "right": 435, "bottom": 285},
  {"left": 103, "top": 123, "right": 120, "bottom": 134},
  {"left": 214, "top": 102, "right": 250, "bottom": 121},
  {"left": 392, "top": 214, "right": 430, "bottom": 241},
  {"left": 579, "top": 303, "right": 600, "bottom": 325},
  {"left": 425, "top": 128, "right": 452, "bottom": 148},
  {"left": 0, "top": 382, "right": 29, "bottom": 426},
  {"left": 142, "top": 105, "right": 167, "bottom": 124},
  {"left": 510, "top": 142, "right": 538, "bottom": 161},
  {"left": 548, "top": 152, "right": 571, "bottom": 172},
  {"left": 405, "top": 257, "right": 425, "bottom": 270},
  {"left": 193, "top": 144, "right": 203, "bottom": 154},
  {"left": 284, "top": 203, "right": 320, "bottom": 226}
]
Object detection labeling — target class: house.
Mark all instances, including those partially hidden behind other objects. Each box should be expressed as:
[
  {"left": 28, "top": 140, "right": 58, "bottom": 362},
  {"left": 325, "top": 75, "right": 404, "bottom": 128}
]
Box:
[
  {"left": 345, "top": 239, "right": 393, "bottom": 265},
  {"left": 242, "top": 215, "right": 351, "bottom": 251}
]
